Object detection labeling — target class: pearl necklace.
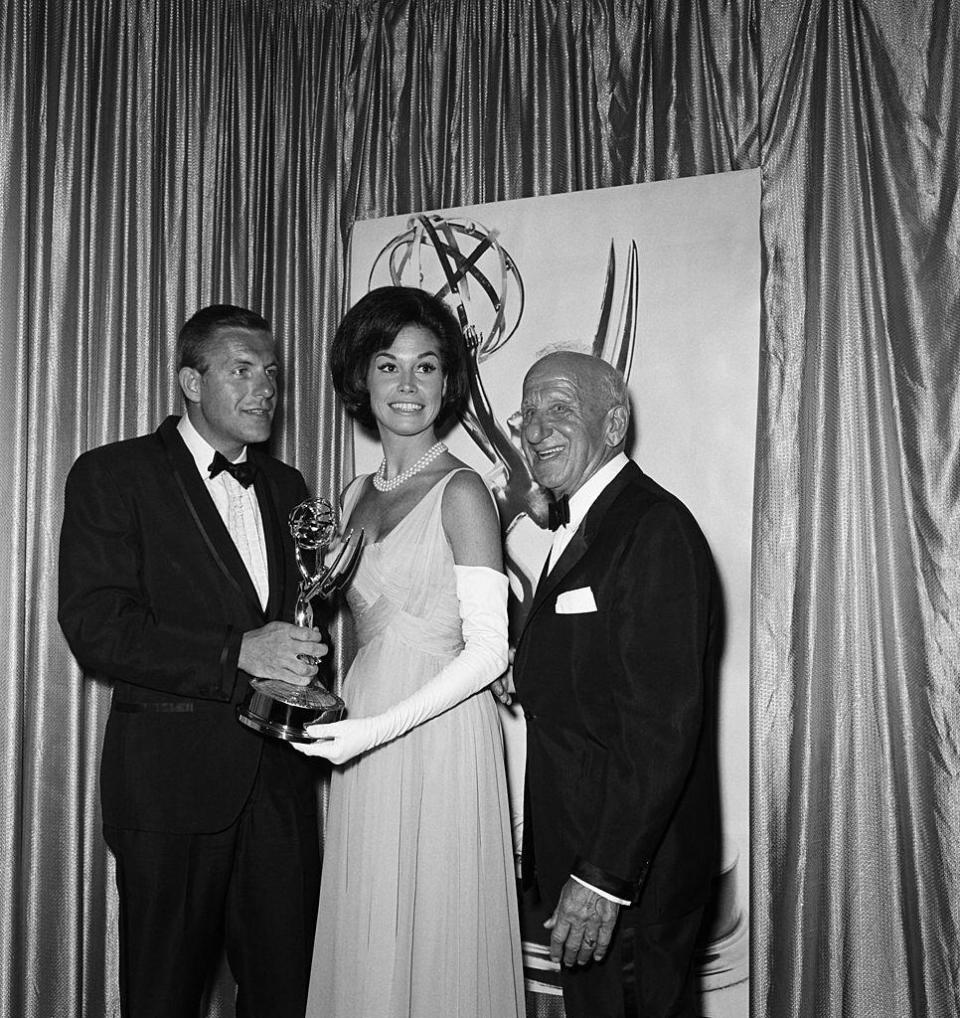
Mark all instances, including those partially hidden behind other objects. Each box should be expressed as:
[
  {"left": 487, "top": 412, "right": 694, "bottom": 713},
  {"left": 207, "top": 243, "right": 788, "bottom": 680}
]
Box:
[{"left": 373, "top": 441, "right": 447, "bottom": 492}]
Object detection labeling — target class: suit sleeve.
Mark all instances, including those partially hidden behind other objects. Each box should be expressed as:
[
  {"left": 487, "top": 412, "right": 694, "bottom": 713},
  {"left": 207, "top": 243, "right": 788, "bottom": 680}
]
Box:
[
  {"left": 57, "top": 451, "right": 244, "bottom": 700},
  {"left": 572, "top": 503, "right": 711, "bottom": 900}
]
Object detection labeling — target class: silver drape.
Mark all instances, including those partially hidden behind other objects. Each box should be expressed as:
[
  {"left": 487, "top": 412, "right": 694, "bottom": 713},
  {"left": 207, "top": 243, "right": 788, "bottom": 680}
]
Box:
[
  {"left": 754, "top": 2, "right": 960, "bottom": 1014},
  {"left": 5, "top": 1, "right": 957, "bottom": 1016}
]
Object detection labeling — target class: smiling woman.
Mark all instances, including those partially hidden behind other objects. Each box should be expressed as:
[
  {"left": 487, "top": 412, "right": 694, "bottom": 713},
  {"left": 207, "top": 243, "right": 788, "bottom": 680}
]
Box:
[
  {"left": 291, "top": 285, "right": 526, "bottom": 1018},
  {"left": 365, "top": 324, "right": 445, "bottom": 445},
  {"left": 329, "top": 285, "right": 468, "bottom": 430}
]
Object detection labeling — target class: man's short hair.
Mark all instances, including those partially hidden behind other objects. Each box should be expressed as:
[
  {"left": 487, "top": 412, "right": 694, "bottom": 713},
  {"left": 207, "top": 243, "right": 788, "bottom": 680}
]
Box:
[
  {"left": 177, "top": 305, "right": 270, "bottom": 373},
  {"left": 331, "top": 286, "right": 469, "bottom": 429}
]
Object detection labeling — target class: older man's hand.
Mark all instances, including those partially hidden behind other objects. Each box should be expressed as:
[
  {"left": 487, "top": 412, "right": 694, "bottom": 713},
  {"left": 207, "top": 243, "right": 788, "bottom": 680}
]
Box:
[
  {"left": 544, "top": 877, "right": 620, "bottom": 967},
  {"left": 489, "top": 676, "right": 512, "bottom": 705},
  {"left": 489, "top": 648, "right": 517, "bottom": 706}
]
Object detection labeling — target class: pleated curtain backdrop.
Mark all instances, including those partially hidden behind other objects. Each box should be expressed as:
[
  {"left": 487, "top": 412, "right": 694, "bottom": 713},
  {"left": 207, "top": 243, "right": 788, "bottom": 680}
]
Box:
[
  {"left": 1, "top": 2, "right": 957, "bottom": 1017},
  {"left": 755, "top": 3, "right": 960, "bottom": 1015}
]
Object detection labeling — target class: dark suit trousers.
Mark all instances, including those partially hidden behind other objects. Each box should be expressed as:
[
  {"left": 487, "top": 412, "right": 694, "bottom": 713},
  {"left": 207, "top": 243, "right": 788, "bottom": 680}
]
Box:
[
  {"left": 560, "top": 904, "right": 705, "bottom": 1018},
  {"left": 104, "top": 747, "right": 321, "bottom": 1018}
]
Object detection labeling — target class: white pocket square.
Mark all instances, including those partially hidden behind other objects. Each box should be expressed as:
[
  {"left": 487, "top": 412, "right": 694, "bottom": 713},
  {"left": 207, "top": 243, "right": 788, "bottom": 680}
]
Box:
[{"left": 555, "top": 586, "right": 598, "bottom": 614}]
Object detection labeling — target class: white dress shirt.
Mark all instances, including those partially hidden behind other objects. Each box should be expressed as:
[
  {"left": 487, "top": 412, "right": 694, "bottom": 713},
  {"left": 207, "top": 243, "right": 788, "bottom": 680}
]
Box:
[
  {"left": 546, "top": 451, "right": 633, "bottom": 906},
  {"left": 547, "top": 452, "right": 629, "bottom": 572},
  {"left": 177, "top": 415, "right": 270, "bottom": 610}
]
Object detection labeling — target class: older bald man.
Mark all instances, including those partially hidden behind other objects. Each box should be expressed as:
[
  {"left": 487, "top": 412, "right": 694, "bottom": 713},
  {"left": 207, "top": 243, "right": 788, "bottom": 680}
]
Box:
[{"left": 513, "top": 351, "right": 721, "bottom": 1018}]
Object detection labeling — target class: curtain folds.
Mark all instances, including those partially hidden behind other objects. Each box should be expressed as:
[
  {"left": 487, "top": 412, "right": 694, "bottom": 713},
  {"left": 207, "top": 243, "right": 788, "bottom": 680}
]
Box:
[
  {"left": 2, "top": 3, "right": 350, "bottom": 1015},
  {"left": 3, "top": 1, "right": 957, "bottom": 1016},
  {"left": 754, "top": 3, "right": 960, "bottom": 1015},
  {"left": 2, "top": 3, "right": 755, "bottom": 1013},
  {"left": 337, "top": 0, "right": 756, "bottom": 223}
]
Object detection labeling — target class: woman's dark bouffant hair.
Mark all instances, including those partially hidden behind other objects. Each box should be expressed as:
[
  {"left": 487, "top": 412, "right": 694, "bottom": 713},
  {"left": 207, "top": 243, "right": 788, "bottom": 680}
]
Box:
[{"left": 331, "top": 286, "right": 470, "bottom": 429}]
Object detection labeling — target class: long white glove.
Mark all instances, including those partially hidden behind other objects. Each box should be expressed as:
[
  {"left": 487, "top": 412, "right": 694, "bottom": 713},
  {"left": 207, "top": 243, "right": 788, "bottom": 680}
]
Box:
[{"left": 293, "top": 565, "right": 509, "bottom": 765}]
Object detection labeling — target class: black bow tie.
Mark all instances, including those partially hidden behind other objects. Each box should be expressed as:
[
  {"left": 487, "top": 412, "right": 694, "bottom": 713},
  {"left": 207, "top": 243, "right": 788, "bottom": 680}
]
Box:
[
  {"left": 209, "top": 451, "right": 257, "bottom": 488},
  {"left": 547, "top": 494, "right": 570, "bottom": 531}
]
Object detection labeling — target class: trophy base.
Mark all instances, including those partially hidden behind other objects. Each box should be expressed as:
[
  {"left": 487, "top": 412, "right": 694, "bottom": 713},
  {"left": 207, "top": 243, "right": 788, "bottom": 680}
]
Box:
[{"left": 237, "top": 678, "right": 345, "bottom": 743}]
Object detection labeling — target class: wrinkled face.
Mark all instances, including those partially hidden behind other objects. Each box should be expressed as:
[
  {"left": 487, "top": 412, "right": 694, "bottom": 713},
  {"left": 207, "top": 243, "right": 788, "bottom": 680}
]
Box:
[
  {"left": 365, "top": 324, "right": 446, "bottom": 439},
  {"left": 179, "top": 327, "right": 278, "bottom": 459},
  {"left": 519, "top": 357, "right": 617, "bottom": 498}
]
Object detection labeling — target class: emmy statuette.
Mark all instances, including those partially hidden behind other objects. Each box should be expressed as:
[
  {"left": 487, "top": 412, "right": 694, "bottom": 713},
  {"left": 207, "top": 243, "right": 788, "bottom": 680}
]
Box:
[{"left": 237, "top": 498, "right": 364, "bottom": 742}]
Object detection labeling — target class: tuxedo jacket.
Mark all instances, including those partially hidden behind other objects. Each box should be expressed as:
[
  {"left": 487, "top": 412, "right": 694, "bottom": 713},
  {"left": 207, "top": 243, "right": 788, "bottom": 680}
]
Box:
[
  {"left": 514, "top": 461, "right": 721, "bottom": 923},
  {"left": 58, "top": 415, "right": 318, "bottom": 834}
]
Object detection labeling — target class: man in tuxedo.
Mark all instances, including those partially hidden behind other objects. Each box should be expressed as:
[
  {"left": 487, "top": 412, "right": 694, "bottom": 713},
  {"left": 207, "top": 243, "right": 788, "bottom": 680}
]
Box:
[
  {"left": 58, "top": 305, "right": 326, "bottom": 1018},
  {"left": 513, "top": 351, "right": 720, "bottom": 1018}
]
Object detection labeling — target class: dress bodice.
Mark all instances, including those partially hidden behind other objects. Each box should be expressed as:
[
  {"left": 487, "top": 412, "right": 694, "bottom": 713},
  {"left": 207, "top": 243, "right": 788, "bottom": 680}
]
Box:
[{"left": 342, "top": 471, "right": 465, "bottom": 659}]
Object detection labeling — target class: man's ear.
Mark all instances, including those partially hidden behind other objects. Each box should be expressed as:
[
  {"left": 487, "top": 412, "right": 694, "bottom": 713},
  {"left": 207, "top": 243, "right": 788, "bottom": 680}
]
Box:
[
  {"left": 604, "top": 404, "right": 629, "bottom": 447},
  {"left": 178, "top": 366, "right": 202, "bottom": 405}
]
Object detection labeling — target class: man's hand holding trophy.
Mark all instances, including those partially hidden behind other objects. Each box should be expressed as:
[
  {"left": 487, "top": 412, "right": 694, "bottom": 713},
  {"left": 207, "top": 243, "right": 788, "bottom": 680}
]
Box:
[{"left": 237, "top": 497, "right": 364, "bottom": 742}]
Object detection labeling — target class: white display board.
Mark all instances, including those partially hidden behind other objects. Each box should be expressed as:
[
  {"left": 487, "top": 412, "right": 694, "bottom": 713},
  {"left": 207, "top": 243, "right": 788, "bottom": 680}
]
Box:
[{"left": 347, "top": 170, "right": 760, "bottom": 928}]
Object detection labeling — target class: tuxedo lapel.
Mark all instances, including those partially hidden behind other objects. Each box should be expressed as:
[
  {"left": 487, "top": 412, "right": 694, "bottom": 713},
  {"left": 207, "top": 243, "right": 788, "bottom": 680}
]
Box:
[
  {"left": 158, "top": 418, "right": 266, "bottom": 619},
  {"left": 526, "top": 530, "right": 588, "bottom": 622},
  {"left": 521, "top": 461, "right": 641, "bottom": 635},
  {"left": 578, "top": 460, "right": 640, "bottom": 545}
]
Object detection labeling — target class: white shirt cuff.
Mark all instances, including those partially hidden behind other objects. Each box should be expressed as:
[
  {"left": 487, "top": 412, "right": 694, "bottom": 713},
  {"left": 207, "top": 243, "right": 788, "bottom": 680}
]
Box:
[{"left": 571, "top": 874, "right": 632, "bottom": 906}]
